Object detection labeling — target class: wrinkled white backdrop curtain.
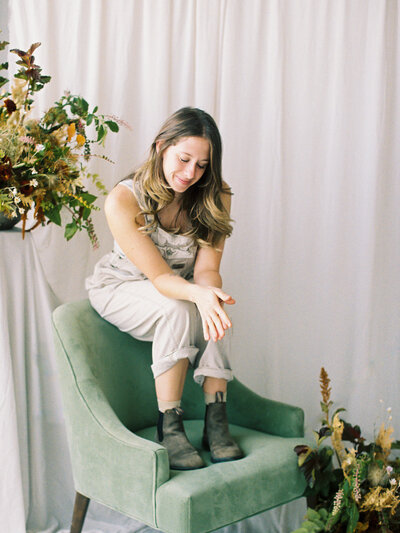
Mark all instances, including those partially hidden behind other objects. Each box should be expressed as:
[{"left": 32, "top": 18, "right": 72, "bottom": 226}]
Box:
[{"left": 5, "top": 0, "right": 400, "bottom": 532}]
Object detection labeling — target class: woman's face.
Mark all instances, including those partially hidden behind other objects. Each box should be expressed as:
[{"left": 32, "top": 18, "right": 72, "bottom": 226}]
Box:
[{"left": 159, "top": 136, "right": 210, "bottom": 195}]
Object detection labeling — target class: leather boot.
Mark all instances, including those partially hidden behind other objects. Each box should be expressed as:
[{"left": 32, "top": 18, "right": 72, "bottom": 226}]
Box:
[
  {"left": 203, "top": 392, "right": 244, "bottom": 463},
  {"left": 156, "top": 408, "right": 205, "bottom": 470}
]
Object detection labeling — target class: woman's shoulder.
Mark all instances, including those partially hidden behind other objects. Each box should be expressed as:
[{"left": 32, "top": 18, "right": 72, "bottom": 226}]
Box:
[
  {"left": 106, "top": 177, "right": 142, "bottom": 216},
  {"left": 117, "top": 175, "right": 135, "bottom": 192},
  {"left": 111, "top": 174, "right": 147, "bottom": 205}
]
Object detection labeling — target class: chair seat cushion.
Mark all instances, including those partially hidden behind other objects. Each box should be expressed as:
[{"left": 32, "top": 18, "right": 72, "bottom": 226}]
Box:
[{"left": 136, "top": 420, "right": 307, "bottom": 533}]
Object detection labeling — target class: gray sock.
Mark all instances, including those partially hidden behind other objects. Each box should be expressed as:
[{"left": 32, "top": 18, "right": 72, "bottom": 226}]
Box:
[
  {"left": 158, "top": 399, "right": 181, "bottom": 413},
  {"left": 204, "top": 391, "right": 227, "bottom": 405}
]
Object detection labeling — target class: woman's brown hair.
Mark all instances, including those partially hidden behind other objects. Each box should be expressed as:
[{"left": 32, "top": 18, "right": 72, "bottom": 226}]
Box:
[{"left": 132, "top": 107, "right": 233, "bottom": 247}]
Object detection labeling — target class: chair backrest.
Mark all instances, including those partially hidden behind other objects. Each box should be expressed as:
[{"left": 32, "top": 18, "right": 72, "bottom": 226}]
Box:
[{"left": 52, "top": 300, "right": 205, "bottom": 431}]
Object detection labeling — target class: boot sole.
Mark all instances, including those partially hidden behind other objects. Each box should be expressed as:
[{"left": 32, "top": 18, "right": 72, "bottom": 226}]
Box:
[
  {"left": 170, "top": 463, "right": 206, "bottom": 470},
  {"left": 202, "top": 436, "right": 244, "bottom": 463},
  {"left": 210, "top": 454, "right": 244, "bottom": 463}
]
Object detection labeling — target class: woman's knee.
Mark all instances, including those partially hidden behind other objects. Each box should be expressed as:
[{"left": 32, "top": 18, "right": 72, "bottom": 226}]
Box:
[
  {"left": 157, "top": 299, "right": 201, "bottom": 341},
  {"left": 163, "top": 299, "right": 199, "bottom": 322}
]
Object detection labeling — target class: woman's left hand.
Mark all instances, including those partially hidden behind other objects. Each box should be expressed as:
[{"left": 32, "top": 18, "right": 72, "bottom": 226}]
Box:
[{"left": 191, "top": 284, "right": 235, "bottom": 342}]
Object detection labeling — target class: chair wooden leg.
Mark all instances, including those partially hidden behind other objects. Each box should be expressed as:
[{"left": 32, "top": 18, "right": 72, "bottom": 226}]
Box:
[{"left": 70, "top": 491, "right": 90, "bottom": 533}]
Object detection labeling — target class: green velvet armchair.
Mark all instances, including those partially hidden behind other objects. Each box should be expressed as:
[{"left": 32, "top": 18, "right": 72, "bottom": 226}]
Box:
[{"left": 52, "top": 300, "right": 307, "bottom": 533}]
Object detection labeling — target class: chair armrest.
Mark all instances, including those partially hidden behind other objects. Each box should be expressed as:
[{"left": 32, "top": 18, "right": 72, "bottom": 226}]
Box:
[
  {"left": 62, "top": 378, "right": 169, "bottom": 527},
  {"left": 78, "top": 378, "right": 169, "bottom": 481},
  {"left": 52, "top": 314, "right": 169, "bottom": 527},
  {"left": 227, "top": 378, "right": 305, "bottom": 438}
]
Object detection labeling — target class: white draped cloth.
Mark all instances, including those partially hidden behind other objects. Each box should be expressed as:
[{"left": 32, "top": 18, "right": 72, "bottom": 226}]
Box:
[{"left": 2, "top": 0, "right": 400, "bottom": 532}]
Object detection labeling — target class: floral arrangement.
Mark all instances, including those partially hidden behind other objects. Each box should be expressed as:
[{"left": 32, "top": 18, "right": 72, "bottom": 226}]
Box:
[
  {"left": 293, "top": 368, "right": 400, "bottom": 533},
  {"left": 0, "top": 38, "right": 123, "bottom": 246}
]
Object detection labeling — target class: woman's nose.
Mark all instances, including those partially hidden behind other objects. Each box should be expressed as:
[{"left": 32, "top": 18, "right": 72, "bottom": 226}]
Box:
[{"left": 185, "top": 163, "right": 196, "bottom": 179}]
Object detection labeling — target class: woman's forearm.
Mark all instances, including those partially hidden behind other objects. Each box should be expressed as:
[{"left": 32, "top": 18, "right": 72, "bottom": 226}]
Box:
[
  {"left": 152, "top": 272, "right": 197, "bottom": 301},
  {"left": 193, "top": 270, "right": 222, "bottom": 289},
  {"left": 153, "top": 270, "right": 223, "bottom": 302}
]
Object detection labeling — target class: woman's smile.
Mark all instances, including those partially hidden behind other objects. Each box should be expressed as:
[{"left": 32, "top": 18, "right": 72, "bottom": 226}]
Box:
[
  {"left": 175, "top": 175, "right": 192, "bottom": 186},
  {"left": 160, "top": 136, "right": 210, "bottom": 194}
]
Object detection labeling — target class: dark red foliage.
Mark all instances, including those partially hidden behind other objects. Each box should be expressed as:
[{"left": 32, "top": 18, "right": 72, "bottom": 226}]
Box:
[
  {"left": 0, "top": 156, "right": 12, "bottom": 183},
  {"left": 4, "top": 98, "right": 17, "bottom": 114}
]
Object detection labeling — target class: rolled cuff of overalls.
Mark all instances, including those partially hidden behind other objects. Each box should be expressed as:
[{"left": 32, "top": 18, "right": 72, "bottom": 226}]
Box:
[
  {"left": 151, "top": 346, "right": 199, "bottom": 379},
  {"left": 193, "top": 367, "right": 234, "bottom": 386}
]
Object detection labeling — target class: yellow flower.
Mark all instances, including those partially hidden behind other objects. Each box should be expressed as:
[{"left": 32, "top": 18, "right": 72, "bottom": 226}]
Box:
[
  {"left": 376, "top": 422, "right": 394, "bottom": 461},
  {"left": 320, "top": 367, "right": 332, "bottom": 404},
  {"left": 361, "top": 485, "right": 400, "bottom": 515},
  {"left": 341, "top": 448, "right": 356, "bottom": 475},
  {"left": 11, "top": 78, "right": 28, "bottom": 108},
  {"left": 67, "top": 122, "right": 76, "bottom": 141},
  {"left": 76, "top": 134, "right": 85, "bottom": 147},
  {"left": 355, "top": 523, "right": 370, "bottom": 532},
  {"left": 331, "top": 413, "right": 346, "bottom": 462}
]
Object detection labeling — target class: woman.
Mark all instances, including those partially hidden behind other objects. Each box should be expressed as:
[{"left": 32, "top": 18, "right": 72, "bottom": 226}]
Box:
[{"left": 86, "top": 107, "right": 243, "bottom": 470}]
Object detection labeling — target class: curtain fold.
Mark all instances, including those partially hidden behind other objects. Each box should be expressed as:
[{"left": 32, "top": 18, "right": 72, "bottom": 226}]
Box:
[{"left": 6, "top": 0, "right": 400, "bottom": 531}]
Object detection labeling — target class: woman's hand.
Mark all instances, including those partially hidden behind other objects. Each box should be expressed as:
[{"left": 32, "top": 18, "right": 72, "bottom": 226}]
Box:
[{"left": 191, "top": 285, "right": 235, "bottom": 342}]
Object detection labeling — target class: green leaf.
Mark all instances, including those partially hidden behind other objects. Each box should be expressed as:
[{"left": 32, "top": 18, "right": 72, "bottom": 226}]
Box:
[
  {"left": 332, "top": 407, "right": 346, "bottom": 418},
  {"left": 81, "top": 98, "right": 89, "bottom": 113},
  {"left": 39, "top": 75, "right": 51, "bottom": 84},
  {"left": 44, "top": 205, "right": 62, "bottom": 226},
  {"left": 82, "top": 207, "right": 91, "bottom": 221},
  {"left": 342, "top": 479, "right": 351, "bottom": 498},
  {"left": 0, "top": 62, "right": 8, "bottom": 70},
  {"left": 318, "top": 508, "right": 329, "bottom": 520},
  {"left": 80, "top": 192, "right": 97, "bottom": 204},
  {"left": 14, "top": 71, "right": 28, "bottom": 81},
  {"left": 0, "top": 40, "right": 9, "bottom": 51},
  {"left": 65, "top": 220, "right": 79, "bottom": 240},
  {"left": 346, "top": 502, "right": 359, "bottom": 533},
  {"left": 105, "top": 120, "right": 119, "bottom": 133},
  {"left": 317, "top": 436, "right": 329, "bottom": 447},
  {"left": 301, "top": 520, "right": 322, "bottom": 532},
  {"left": 298, "top": 449, "right": 312, "bottom": 467},
  {"left": 97, "top": 124, "right": 106, "bottom": 143},
  {"left": 313, "top": 431, "right": 320, "bottom": 444},
  {"left": 320, "top": 401, "right": 332, "bottom": 414},
  {"left": 306, "top": 508, "right": 320, "bottom": 520},
  {"left": 0, "top": 75, "right": 8, "bottom": 88},
  {"left": 305, "top": 508, "right": 325, "bottom": 528},
  {"left": 86, "top": 114, "right": 94, "bottom": 126}
]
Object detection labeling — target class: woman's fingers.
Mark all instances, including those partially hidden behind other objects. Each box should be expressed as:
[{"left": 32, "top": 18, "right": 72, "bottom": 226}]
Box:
[
  {"left": 202, "top": 312, "right": 226, "bottom": 342},
  {"left": 211, "top": 287, "right": 236, "bottom": 305},
  {"left": 195, "top": 285, "right": 235, "bottom": 341},
  {"left": 211, "top": 310, "right": 226, "bottom": 339},
  {"left": 215, "top": 306, "right": 232, "bottom": 329},
  {"left": 206, "top": 316, "right": 219, "bottom": 342},
  {"left": 202, "top": 319, "right": 210, "bottom": 342}
]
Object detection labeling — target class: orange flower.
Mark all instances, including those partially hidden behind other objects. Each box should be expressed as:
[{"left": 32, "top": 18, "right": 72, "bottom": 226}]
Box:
[
  {"left": 76, "top": 134, "right": 85, "bottom": 147},
  {"left": 67, "top": 122, "right": 76, "bottom": 141}
]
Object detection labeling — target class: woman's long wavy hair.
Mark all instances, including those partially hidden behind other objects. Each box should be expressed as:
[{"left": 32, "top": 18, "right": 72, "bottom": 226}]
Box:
[{"left": 131, "top": 107, "right": 233, "bottom": 248}]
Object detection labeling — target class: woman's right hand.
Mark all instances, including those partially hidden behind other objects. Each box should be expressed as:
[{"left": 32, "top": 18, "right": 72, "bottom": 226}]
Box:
[{"left": 191, "top": 285, "right": 235, "bottom": 342}]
